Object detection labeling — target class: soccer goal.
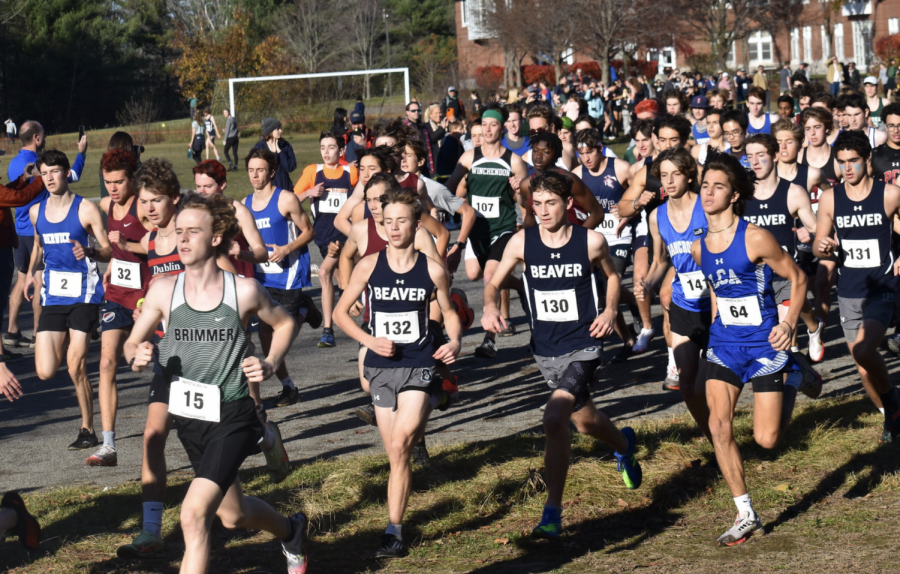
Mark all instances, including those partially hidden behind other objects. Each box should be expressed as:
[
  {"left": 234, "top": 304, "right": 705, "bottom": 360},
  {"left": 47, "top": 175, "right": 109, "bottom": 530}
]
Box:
[{"left": 217, "top": 68, "right": 410, "bottom": 134}]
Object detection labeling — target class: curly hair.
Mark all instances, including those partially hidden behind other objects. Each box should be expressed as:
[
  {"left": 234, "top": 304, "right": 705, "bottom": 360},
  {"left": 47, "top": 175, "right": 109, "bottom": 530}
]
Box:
[
  {"left": 134, "top": 158, "right": 180, "bottom": 198},
  {"left": 702, "top": 149, "right": 757, "bottom": 217},
  {"left": 357, "top": 145, "right": 398, "bottom": 174},
  {"left": 651, "top": 148, "right": 698, "bottom": 183},
  {"left": 371, "top": 117, "right": 412, "bottom": 148},
  {"left": 101, "top": 149, "right": 138, "bottom": 178},
  {"left": 178, "top": 192, "right": 239, "bottom": 255},
  {"left": 192, "top": 159, "right": 227, "bottom": 186}
]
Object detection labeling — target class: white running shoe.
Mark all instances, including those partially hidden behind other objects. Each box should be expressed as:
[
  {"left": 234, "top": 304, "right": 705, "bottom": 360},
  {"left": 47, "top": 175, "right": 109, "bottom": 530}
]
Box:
[
  {"left": 663, "top": 363, "right": 680, "bottom": 391},
  {"left": 282, "top": 512, "right": 309, "bottom": 574},
  {"left": 808, "top": 320, "right": 825, "bottom": 363},
  {"left": 632, "top": 328, "right": 655, "bottom": 353},
  {"left": 886, "top": 332, "right": 900, "bottom": 357},
  {"left": 716, "top": 511, "right": 764, "bottom": 546}
]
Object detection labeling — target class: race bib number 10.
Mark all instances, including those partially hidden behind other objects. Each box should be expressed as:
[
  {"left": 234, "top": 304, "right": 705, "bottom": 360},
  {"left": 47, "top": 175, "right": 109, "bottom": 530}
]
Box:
[
  {"left": 168, "top": 377, "right": 221, "bottom": 422},
  {"left": 319, "top": 191, "right": 347, "bottom": 214}
]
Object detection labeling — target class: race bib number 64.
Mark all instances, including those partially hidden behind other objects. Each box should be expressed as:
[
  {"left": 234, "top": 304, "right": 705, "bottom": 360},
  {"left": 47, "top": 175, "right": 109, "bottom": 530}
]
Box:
[{"left": 717, "top": 295, "right": 763, "bottom": 327}]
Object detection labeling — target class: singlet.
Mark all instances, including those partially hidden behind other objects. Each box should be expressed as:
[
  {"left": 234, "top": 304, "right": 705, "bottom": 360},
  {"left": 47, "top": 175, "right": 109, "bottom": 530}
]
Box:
[
  {"left": 204, "top": 117, "right": 214, "bottom": 136},
  {"left": 657, "top": 197, "right": 710, "bottom": 312},
  {"left": 37, "top": 195, "right": 103, "bottom": 307},
  {"left": 701, "top": 218, "right": 779, "bottom": 346},
  {"left": 871, "top": 144, "right": 900, "bottom": 184},
  {"left": 522, "top": 225, "right": 599, "bottom": 356},
  {"left": 870, "top": 99, "right": 885, "bottom": 127},
  {"left": 582, "top": 159, "right": 633, "bottom": 246},
  {"left": 833, "top": 180, "right": 897, "bottom": 298},
  {"left": 799, "top": 146, "right": 839, "bottom": 187},
  {"left": 242, "top": 188, "right": 311, "bottom": 290},
  {"left": 361, "top": 217, "right": 390, "bottom": 325},
  {"left": 692, "top": 123, "right": 710, "bottom": 145},
  {"left": 147, "top": 228, "right": 185, "bottom": 277},
  {"left": 743, "top": 178, "right": 795, "bottom": 257},
  {"left": 106, "top": 197, "right": 149, "bottom": 310},
  {"left": 157, "top": 272, "right": 250, "bottom": 402},
  {"left": 697, "top": 142, "right": 731, "bottom": 166},
  {"left": 729, "top": 147, "right": 750, "bottom": 170},
  {"left": 398, "top": 172, "right": 419, "bottom": 191},
  {"left": 747, "top": 113, "right": 773, "bottom": 135},
  {"left": 467, "top": 147, "right": 518, "bottom": 244},
  {"left": 308, "top": 164, "right": 352, "bottom": 247},
  {"left": 364, "top": 251, "right": 435, "bottom": 369},
  {"left": 778, "top": 163, "right": 815, "bottom": 254}
]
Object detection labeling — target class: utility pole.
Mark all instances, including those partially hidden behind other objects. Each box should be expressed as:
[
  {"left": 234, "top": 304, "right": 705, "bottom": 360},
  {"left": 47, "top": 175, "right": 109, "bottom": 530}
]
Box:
[{"left": 384, "top": 8, "right": 392, "bottom": 97}]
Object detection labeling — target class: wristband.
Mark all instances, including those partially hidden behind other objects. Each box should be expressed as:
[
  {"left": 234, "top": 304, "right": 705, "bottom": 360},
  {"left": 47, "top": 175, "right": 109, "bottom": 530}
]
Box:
[
  {"left": 780, "top": 321, "right": 795, "bottom": 335},
  {"left": 632, "top": 197, "right": 639, "bottom": 212}
]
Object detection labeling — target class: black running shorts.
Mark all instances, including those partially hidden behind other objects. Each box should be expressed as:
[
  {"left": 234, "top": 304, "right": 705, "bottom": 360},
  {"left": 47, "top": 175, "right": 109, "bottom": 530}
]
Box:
[{"left": 38, "top": 303, "right": 100, "bottom": 333}]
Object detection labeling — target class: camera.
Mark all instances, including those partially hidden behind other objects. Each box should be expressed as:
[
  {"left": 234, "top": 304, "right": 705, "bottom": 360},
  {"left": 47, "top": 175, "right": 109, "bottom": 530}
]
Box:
[{"left": 133, "top": 144, "right": 145, "bottom": 154}]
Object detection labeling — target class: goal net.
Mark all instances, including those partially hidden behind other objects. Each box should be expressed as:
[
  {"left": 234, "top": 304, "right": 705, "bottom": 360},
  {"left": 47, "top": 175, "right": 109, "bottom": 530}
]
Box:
[{"left": 211, "top": 68, "right": 411, "bottom": 135}]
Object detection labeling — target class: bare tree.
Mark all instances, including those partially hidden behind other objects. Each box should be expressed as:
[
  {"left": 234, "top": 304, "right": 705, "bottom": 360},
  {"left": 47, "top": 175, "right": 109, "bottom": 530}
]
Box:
[
  {"left": 753, "top": 0, "right": 809, "bottom": 66},
  {"left": 819, "top": 0, "right": 849, "bottom": 63},
  {"left": 282, "top": 0, "right": 343, "bottom": 73},
  {"left": 673, "top": 0, "right": 763, "bottom": 70},
  {"left": 485, "top": 0, "right": 535, "bottom": 88},
  {"left": 349, "top": 0, "right": 383, "bottom": 98},
  {"left": 575, "top": 0, "right": 660, "bottom": 85},
  {"left": 169, "top": 0, "right": 239, "bottom": 36}
]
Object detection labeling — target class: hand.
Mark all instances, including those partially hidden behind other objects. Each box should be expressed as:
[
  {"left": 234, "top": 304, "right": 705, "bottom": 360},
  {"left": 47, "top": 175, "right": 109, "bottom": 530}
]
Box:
[
  {"left": 636, "top": 190, "right": 655, "bottom": 209},
  {"left": 23, "top": 273, "right": 35, "bottom": 302},
  {"left": 228, "top": 240, "right": 241, "bottom": 258},
  {"left": 793, "top": 226, "right": 811, "bottom": 244},
  {"left": 509, "top": 176, "right": 521, "bottom": 192},
  {"left": 326, "top": 240, "right": 342, "bottom": 259},
  {"left": 349, "top": 300, "right": 364, "bottom": 317},
  {"left": 267, "top": 243, "right": 290, "bottom": 263},
  {"left": 77, "top": 135, "right": 88, "bottom": 154},
  {"left": 634, "top": 279, "right": 651, "bottom": 302},
  {"left": 590, "top": 309, "right": 616, "bottom": 338},
  {"left": 132, "top": 306, "right": 142, "bottom": 322},
  {"left": 70, "top": 239, "right": 87, "bottom": 260},
  {"left": 368, "top": 337, "right": 396, "bottom": 358},
  {"left": 818, "top": 236, "right": 838, "bottom": 257},
  {"left": 309, "top": 182, "right": 326, "bottom": 198},
  {"left": 433, "top": 340, "right": 461, "bottom": 364},
  {"left": 242, "top": 356, "right": 276, "bottom": 382},
  {"left": 768, "top": 322, "right": 793, "bottom": 351},
  {"left": 23, "top": 162, "right": 37, "bottom": 179},
  {"left": 132, "top": 341, "right": 154, "bottom": 371},
  {"left": 446, "top": 243, "right": 462, "bottom": 274},
  {"left": 481, "top": 308, "right": 506, "bottom": 334},
  {"left": 108, "top": 230, "right": 127, "bottom": 253},
  {"left": 615, "top": 215, "right": 630, "bottom": 238},
  {"left": 0, "top": 364, "right": 23, "bottom": 401}
]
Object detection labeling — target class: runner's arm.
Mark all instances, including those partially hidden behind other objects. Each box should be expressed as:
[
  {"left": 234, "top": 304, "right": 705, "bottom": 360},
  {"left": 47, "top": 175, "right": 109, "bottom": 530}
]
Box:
[
  {"left": 588, "top": 231, "right": 619, "bottom": 336},
  {"left": 812, "top": 189, "right": 837, "bottom": 259},
  {"left": 788, "top": 183, "right": 817, "bottom": 239},
  {"left": 241, "top": 278, "right": 298, "bottom": 385},
  {"left": 747, "top": 225, "right": 806, "bottom": 350},
  {"left": 334, "top": 181, "right": 365, "bottom": 237},
  {"left": 124, "top": 276, "right": 175, "bottom": 368},
  {"left": 445, "top": 150, "right": 473, "bottom": 197},
  {"left": 428, "top": 258, "right": 462, "bottom": 364},
  {"left": 638, "top": 210, "right": 670, "bottom": 298},
  {"left": 80, "top": 199, "right": 112, "bottom": 263},
  {"left": 420, "top": 212, "right": 449, "bottom": 255},
  {"left": 617, "top": 166, "right": 652, "bottom": 218},
  {"left": 339, "top": 225, "right": 360, "bottom": 289},
  {"left": 23, "top": 211, "right": 41, "bottom": 301},
  {"left": 334, "top": 255, "right": 387, "bottom": 352},
  {"left": 517, "top": 177, "right": 537, "bottom": 228},
  {"left": 268, "top": 192, "right": 314, "bottom": 263},
  {"left": 233, "top": 200, "right": 269, "bottom": 264},
  {"left": 0, "top": 339, "right": 22, "bottom": 401},
  {"left": 414, "top": 227, "right": 444, "bottom": 264},
  {"left": 570, "top": 173, "right": 604, "bottom": 229},
  {"left": 482, "top": 230, "right": 525, "bottom": 333}
]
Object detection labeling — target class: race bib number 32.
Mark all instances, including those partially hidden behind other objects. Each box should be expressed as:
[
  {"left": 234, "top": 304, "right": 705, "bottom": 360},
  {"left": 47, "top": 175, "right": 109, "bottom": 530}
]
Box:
[
  {"left": 717, "top": 295, "right": 763, "bottom": 327},
  {"left": 533, "top": 289, "right": 578, "bottom": 322},
  {"left": 168, "top": 377, "right": 221, "bottom": 422},
  {"left": 48, "top": 270, "right": 81, "bottom": 298},
  {"left": 375, "top": 311, "right": 420, "bottom": 344},
  {"left": 110, "top": 258, "right": 141, "bottom": 289},
  {"left": 471, "top": 195, "right": 500, "bottom": 219}
]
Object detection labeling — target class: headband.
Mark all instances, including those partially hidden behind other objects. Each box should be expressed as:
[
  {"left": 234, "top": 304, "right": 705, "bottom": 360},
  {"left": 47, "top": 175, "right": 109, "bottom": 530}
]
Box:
[{"left": 482, "top": 109, "right": 503, "bottom": 123}]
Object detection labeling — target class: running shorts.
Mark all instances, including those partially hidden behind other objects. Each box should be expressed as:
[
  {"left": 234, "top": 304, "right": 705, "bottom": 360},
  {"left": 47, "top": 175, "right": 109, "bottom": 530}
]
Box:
[
  {"left": 534, "top": 346, "right": 603, "bottom": 412},
  {"left": 706, "top": 344, "right": 797, "bottom": 390},
  {"left": 363, "top": 366, "right": 435, "bottom": 411},
  {"left": 669, "top": 302, "right": 711, "bottom": 348},
  {"left": 838, "top": 293, "right": 895, "bottom": 343},
  {"left": 100, "top": 300, "right": 135, "bottom": 332},
  {"left": 37, "top": 303, "right": 100, "bottom": 333}
]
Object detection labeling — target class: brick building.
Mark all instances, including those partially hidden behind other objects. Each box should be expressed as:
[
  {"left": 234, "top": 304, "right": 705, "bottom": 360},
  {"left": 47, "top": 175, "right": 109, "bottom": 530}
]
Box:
[{"left": 455, "top": 0, "right": 900, "bottom": 86}]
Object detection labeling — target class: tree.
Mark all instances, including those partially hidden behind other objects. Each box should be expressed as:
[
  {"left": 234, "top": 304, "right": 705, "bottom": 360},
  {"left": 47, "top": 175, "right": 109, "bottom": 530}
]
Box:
[
  {"left": 348, "top": 0, "right": 384, "bottom": 99},
  {"left": 753, "top": 0, "right": 808, "bottom": 67},
  {"left": 673, "top": 0, "right": 762, "bottom": 70},
  {"left": 411, "top": 34, "right": 456, "bottom": 94},
  {"left": 574, "top": 0, "right": 660, "bottom": 85},
  {"left": 281, "top": 0, "right": 343, "bottom": 73},
  {"left": 484, "top": 0, "right": 536, "bottom": 89}
]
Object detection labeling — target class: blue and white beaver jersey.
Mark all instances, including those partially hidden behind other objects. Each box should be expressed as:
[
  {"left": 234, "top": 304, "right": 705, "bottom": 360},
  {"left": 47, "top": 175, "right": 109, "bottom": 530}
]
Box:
[
  {"left": 657, "top": 196, "right": 710, "bottom": 312},
  {"left": 243, "top": 188, "right": 311, "bottom": 290},
  {"left": 701, "top": 218, "right": 779, "bottom": 346},
  {"left": 37, "top": 195, "right": 103, "bottom": 306}
]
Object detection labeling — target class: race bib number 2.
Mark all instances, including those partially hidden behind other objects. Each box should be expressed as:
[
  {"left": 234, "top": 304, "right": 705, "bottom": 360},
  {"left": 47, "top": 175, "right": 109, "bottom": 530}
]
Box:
[
  {"left": 717, "top": 296, "right": 763, "bottom": 327},
  {"left": 375, "top": 311, "right": 420, "bottom": 344},
  {"left": 471, "top": 195, "right": 500, "bottom": 219},
  {"left": 48, "top": 270, "right": 81, "bottom": 298},
  {"left": 168, "top": 377, "right": 221, "bottom": 422}
]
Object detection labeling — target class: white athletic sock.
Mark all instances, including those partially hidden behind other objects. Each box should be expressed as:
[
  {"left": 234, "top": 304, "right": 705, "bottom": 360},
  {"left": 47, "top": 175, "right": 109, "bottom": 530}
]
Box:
[
  {"left": 667, "top": 347, "right": 675, "bottom": 367},
  {"left": 785, "top": 372, "right": 802, "bottom": 390},
  {"left": 640, "top": 327, "right": 654, "bottom": 336},
  {"left": 790, "top": 346, "right": 801, "bottom": 353},
  {"left": 386, "top": 523, "right": 403, "bottom": 541},
  {"left": 733, "top": 493, "right": 754, "bottom": 516},
  {"left": 103, "top": 431, "right": 116, "bottom": 449},
  {"left": 143, "top": 502, "right": 164, "bottom": 537},
  {"left": 281, "top": 377, "right": 296, "bottom": 390},
  {"left": 880, "top": 407, "right": 886, "bottom": 415}
]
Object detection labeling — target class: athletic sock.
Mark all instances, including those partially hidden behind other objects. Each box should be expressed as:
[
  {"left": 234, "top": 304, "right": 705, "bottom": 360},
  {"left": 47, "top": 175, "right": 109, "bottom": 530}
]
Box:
[
  {"left": 102, "top": 431, "right": 116, "bottom": 449},
  {"left": 143, "top": 502, "right": 164, "bottom": 537},
  {"left": 281, "top": 377, "right": 296, "bottom": 390},
  {"left": 667, "top": 346, "right": 675, "bottom": 365},
  {"left": 790, "top": 346, "right": 801, "bottom": 353},
  {"left": 880, "top": 407, "right": 886, "bottom": 415},
  {"left": 259, "top": 423, "right": 275, "bottom": 450},
  {"left": 386, "top": 522, "right": 403, "bottom": 541},
  {"left": 785, "top": 372, "right": 802, "bottom": 390},
  {"left": 733, "top": 493, "right": 754, "bottom": 516}
]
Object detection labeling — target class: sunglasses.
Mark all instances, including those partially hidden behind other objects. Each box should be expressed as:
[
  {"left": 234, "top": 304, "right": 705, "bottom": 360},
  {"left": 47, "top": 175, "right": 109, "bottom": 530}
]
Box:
[{"left": 528, "top": 128, "right": 549, "bottom": 137}]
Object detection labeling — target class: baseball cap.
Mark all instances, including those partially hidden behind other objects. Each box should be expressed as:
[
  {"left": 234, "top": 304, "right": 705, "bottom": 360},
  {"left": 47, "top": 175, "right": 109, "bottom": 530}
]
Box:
[
  {"left": 527, "top": 85, "right": 538, "bottom": 94},
  {"left": 864, "top": 76, "right": 878, "bottom": 85},
  {"left": 350, "top": 111, "right": 364, "bottom": 123},
  {"left": 691, "top": 95, "right": 709, "bottom": 109},
  {"left": 722, "top": 72, "right": 730, "bottom": 78},
  {"left": 447, "top": 86, "right": 457, "bottom": 92}
]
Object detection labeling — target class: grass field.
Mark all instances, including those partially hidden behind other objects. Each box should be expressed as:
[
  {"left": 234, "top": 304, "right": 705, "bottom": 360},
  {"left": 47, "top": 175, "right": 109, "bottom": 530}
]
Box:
[{"left": 2, "top": 394, "right": 899, "bottom": 573}]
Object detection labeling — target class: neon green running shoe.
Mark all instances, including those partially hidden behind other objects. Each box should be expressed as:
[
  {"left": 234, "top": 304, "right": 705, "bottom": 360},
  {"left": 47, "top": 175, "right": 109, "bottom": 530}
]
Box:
[
  {"left": 614, "top": 427, "right": 642, "bottom": 489},
  {"left": 531, "top": 506, "right": 562, "bottom": 538}
]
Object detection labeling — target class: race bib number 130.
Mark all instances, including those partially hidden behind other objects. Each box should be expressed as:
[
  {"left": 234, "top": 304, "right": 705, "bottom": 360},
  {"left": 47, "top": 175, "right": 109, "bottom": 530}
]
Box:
[{"left": 533, "top": 289, "right": 578, "bottom": 322}]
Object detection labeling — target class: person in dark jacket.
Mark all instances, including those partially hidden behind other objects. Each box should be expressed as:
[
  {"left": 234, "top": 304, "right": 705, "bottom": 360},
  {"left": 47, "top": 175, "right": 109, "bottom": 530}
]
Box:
[
  {"left": 253, "top": 117, "right": 297, "bottom": 191},
  {"left": 440, "top": 86, "right": 465, "bottom": 120},
  {"left": 435, "top": 120, "right": 465, "bottom": 182}
]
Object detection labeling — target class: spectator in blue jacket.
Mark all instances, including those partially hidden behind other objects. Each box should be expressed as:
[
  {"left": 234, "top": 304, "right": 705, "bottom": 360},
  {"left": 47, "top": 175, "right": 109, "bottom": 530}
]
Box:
[{"left": 253, "top": 118, "right": 297, "bottom": 191}]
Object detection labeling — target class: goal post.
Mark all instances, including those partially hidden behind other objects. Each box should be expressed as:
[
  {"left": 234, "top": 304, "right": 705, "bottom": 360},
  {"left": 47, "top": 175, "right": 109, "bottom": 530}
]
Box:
[{"left": 228, "top": 68, "right": 410, "bottom": 122}]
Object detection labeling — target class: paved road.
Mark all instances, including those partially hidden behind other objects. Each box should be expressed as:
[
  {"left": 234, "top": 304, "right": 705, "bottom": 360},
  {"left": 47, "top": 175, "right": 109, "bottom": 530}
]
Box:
[{"left": 1, "top": 238, "right": 897, "bottom": 493}]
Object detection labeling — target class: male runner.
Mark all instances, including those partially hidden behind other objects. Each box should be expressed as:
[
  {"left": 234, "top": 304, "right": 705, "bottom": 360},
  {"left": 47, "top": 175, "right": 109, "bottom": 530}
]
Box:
[
  {"left": 90, "top": 149, "right": 153, "bottom": 466},
  {"left": 483, "top": 171, "right": 641, "bottom": 538},
  {"left": 689, "top": 96, "right": 710, "bottom": 145},
  {"left": 294, "top": 132, "right": 358, "bottom": 348},
  {"left": 501, "top": 103, "right": 530, "bottom": 157},
  {"left": 125, "top": 192, "right": 308, "bottom": 574},
  {"left": 691, "top": 108, "right": 729, "bottom": 167},
  {"left": 446, "top": 106, "right": 529, "bottom": 359},
  {"left": 746, "top": 87, "right": 779, "bottom": 135},
  {"left": 24, "top": 150, "right": 111, "bottom": 451},
  {"left": 242, "top": 147, "right": 315, "bottom": 407},
  {"left": 814, "top": 131, "right": 900, "bottom": 444},
  {"left": 691, "top": 150, "right": 807, "bottom": 546},
  {"left": 863, "top": 76, "right": 889, "bottom": 128},
  {"left": 334, "top": 188, "right": 462, "bottom": 558},
  {"left": 719, "top": 110, "right": 750, "bottom": 169},
  {"left": 837, "top": 93, "right": 887, "bottom": 148}
]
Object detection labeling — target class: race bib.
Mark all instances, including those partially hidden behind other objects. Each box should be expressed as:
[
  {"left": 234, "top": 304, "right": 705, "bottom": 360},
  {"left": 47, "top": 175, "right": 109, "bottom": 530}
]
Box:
[
  {"left": 533, "top": 289, "right": 578, "bottom": 322},
  {"left": 841, "top": 238, "right": 880, "bottom": 268},
  {"left": 319, "top": 191, "right": 347, "bottom": 214},
  {"left": 168, "top": 377, "right": 221, "bottom": 422},
  {"left": 717, "top": 296, "right": 763, "bottom": 327},
  {"left": 471, "top": 195, "right": 500, "bottom": 219},
  {"left": 258, "top": 257, "right": 284, "bottom": 274},
  {"left": 110, "top": 258, "right": 141, "bottom": 289},
  {"left": 678, "top": 270, "right": 709, "bottom": 300},
  {"left": 595, "top": 212, "right": 620, "bottom": 236},
  {"left": 48, "top": 270, "right": 81, "bottom": 298},
  {"left": 375, "top": 311, "right": 420, "bottom": 344}
]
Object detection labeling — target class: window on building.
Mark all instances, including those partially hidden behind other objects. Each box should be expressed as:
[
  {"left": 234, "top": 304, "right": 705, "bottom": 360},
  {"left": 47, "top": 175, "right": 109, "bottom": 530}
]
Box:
[
  {"left": 821, "top": 25, "right": 830, "bottom": 59},
  {"left": 748, "top": 31, "right": 773, "bottom": 63},
  {"left": 890, "top": 18, "right": 899, "bottom": 36},
  {"left": 835, "top": 23, "right": 845, "bottom": 61},
  {"left": 791, "top": 28, "right": 800, "bottom": 61},
  {"left": 852, "top": 19, "right": 873, "bottom": 67},
  {"left": 461, "top": 0, "right": 468, "bottom": 27},
  {"left": 803, "top": 26, "right": 812, "bottom": 62}
]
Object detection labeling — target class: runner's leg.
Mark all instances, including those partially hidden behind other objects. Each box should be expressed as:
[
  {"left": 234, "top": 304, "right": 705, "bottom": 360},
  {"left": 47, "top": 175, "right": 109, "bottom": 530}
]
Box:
[
  {"left": 319, "top": 255, "right": 339, "bottom": 330},
  {"left": 707, "top": 378, "right": 746, "bottom": 497},
  {"left": 98, "top": 328, "right": 128, "bottom": 440},
  {"left": 672, "top": 334, "right": 711, "bottom": 440},
  {"left": 376, "top": 390, "right": 431, "bottom": 525}
]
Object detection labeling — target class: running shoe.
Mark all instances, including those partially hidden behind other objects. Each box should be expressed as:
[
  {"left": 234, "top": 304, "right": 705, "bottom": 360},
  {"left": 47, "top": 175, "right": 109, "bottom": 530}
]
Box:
[
  {"left": 610, "top": 345, "right": 633, "bottom": 364},
  {"left": 450, "top": 288, "right": 474, "bottom": 331},
  {"left": 282, "top": 512, "right": 309, "bottom": 574},
  {"left": 632, "top": 328, "right": 655, "bottom": 353},
  {"left": 531, "top": 506, "right": 562, "bottom": 538},
  {"left": 85, "top": 444, "right": 118, "bottom": 467},
  {"left": 716, "top": 511, "right": 764, "bottom": 546},
  {"left": 663, "top": 363, "right": 680, "bottom": 391},
  {"left": 374, "top": 533, "right": 408, "bottom": 558},
  {"left": 474, "top": 336, "right": 497, "bottom": 359},
  {"left": 886, "top": 333, "right": 900, "bottom": 357},
  {"left": 68, "top": 428, "right": 99, "bottom": 450},
  {"left": 497, "top": 321, "right": 517, "bottom": 337},
  {"left": 116, "top": 529, "right": 164, "bottom": 558},
  {"left": 807, "top": 320, "right": 825, "bottom": 362},
  {"left": 2, "top": 331, "right": 24, "bottom": 347},
  {"left": 433, "top": 389, "right": 451, "bottom": 412},
  {"left": 793, "top": 354, "right": 823, "bottom": 399},
  {"left": 613, "top": 427, "right": 642, "bottom": 489},
  {"left": 882, "top": 401, "right": 900, "bottom": 444},
  {"left": 1, "top": 349, "right": 23, "bottom": 363},
  {"left": 317, "top": 328, "right": 336, "bottom": 348},
  {"left": 299, "top": 294, "right": 323, "bottom": 329},
  {"left": 354, "top": 403, "right": 378, "bottom": 427},
  {"left": 263, "top": 421, "right": 291, "bottom": 483},
  {"left": 442, "top": 375, "right": 460, "bottom": 399},
  {"left": 275, "top": 386, "right": 300, "bottom": 407},
  {"left": 0, "top": 491, "right": 40, "bottom": 550},
  {"left": 411, "top": 441, "right": 430, "bottom": 467}
]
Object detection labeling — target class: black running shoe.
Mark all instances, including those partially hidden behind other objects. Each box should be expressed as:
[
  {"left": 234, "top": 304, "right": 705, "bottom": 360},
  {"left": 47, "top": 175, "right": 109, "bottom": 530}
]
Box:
[
  {"left": 610, "top": 345, "right": 633, "bottom": 364},
  {"left": 411, "top": 441, "right": 430, "bottom": 467},
  {"left": 275, "top": 386, "right": 300, "bottom": 407},
  {"left": 375, "top": 533, "right": 408, "bottom": 558},
  {"left": 0, "top": 492, "right": 40, "bottom": 550},
  {"left": 299, "top": 294, "right": 323, "bottom": 329},
  {"left": 68, "top": 428, "right": 99, "bottom": 450},
  {"left": 2, "top": 331, "right": 22, "bottom": 346},
  {"left": 354, "top": 403, "right": 378, "bottom": 426},
  {"left": 1, "top": 349, "right": 23, "bottom": 363},
  {"left": 474, "top": 337, "right": 497, "bottom": 359}
]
